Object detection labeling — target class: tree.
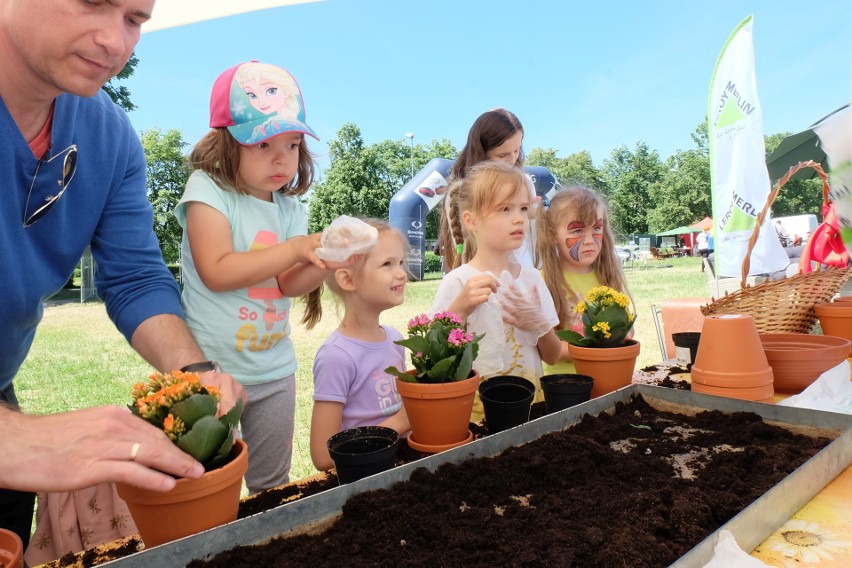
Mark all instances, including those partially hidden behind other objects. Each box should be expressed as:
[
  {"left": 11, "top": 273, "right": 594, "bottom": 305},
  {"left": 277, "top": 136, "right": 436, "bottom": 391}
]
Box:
[
  {"left": 601, "top": 142, "right": 665, "bottom": 236},
  {"left": 140, "top": 128, "right": 190, "bottom": 265},
  {"left": 647, "top": 122, "right": 711, "bottom": 231},
  {"left": 308, "top": 124, "right": 456, "bottom": 238},
  {"left": 526, "top": 149, "right": 605, "bottom": 192},
  {"left": 102, "top": 54, "right": 138, "bottom": 111},
  {"left": 308, "top": 123, "right": 389, "bottom": 232}
]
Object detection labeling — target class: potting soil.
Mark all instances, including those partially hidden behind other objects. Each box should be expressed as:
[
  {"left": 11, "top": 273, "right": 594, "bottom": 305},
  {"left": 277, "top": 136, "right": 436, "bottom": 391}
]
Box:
[{"left": 191, "top": 395, "right": 830, "bottom": 567}]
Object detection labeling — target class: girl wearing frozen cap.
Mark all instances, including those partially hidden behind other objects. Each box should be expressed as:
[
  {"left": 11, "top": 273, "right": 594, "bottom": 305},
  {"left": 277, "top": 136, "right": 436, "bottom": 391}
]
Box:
[{"left": 175, "top": 61, "right": 357, "bottom": 494}]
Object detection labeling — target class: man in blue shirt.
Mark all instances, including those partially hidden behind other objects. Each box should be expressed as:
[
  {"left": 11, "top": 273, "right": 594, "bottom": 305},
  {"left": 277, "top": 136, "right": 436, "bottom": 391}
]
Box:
[{"left": 0, "top": 0, "right": 245, "bottom": 545}]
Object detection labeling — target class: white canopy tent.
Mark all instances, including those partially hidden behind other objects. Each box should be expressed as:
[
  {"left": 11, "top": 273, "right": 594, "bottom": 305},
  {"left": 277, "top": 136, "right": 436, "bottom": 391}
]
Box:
[{"left": 142, "top": 0, "right": 322, "bottom": 33}]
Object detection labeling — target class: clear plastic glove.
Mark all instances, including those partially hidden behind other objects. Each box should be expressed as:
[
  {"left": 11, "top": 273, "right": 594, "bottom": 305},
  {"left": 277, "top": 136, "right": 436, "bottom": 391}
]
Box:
[
  {"left": 315, "top": 216, "right": 378, "bottom": 262},
  {"left": 500, "top": 283, "right": 552, "bottom": 339}
]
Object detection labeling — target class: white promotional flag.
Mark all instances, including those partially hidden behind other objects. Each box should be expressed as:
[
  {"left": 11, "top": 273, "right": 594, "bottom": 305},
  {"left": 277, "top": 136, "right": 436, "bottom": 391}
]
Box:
[
  {"left": 707, "top": 15, "right": 788, "bottom": 277},
  {"left": 815, "top": 102, "right": 852, "bottom": 253}
]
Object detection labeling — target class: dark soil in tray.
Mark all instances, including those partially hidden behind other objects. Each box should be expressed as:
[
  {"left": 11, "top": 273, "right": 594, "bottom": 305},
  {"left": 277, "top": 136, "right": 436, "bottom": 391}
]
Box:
[
  {"left": 48, "top": 404, "right": 550, "bottom": 567},
  {"left": 238, "top": 402, "right": 550, "bottom": 518},
  {"left": 53, "top": 537, "right": 143, "bottom": 568},
  {"left": 191, "top": 395, "right": 831, "bottom": 568}
]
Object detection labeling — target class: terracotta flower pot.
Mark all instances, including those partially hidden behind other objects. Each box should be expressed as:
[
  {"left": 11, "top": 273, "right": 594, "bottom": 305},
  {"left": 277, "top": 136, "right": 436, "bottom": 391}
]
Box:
[
  {"left": 116, "top": 438, "right": 248, "bottom": 548},
  {"left": 690, "top": 314, "right": 774, "bottom": 402},
  {"left": 540, "top": 374, "right": 594, "bottom": 414},
  {"left": 814, "top": 302, "right": 852, "bottom": 343},
  {"left": 688, "top": 381, "right": 775, "bottom": 403},
  {"left": 327, "top": 426, "right": 400, "bottom": 484},
  {"left": 396, "top": 371, "right": 479, "bottom": 453},
  {"left": 760, "top": 333, "right": 851, "bottom": 393},
  {"left": 0, "top": 528, "right": 23, "bottom": 568},
  {"left": 567, "top": 340, "right": 640, "bottom": 399},
  {"left": 478, "top": 375, "right": 535, "bottom": 433}
]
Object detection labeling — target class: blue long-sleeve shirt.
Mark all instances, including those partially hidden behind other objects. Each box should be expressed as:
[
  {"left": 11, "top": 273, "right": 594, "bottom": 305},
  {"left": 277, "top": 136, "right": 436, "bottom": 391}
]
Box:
[{"left": 0, "top": 90, "right": 184, "bottom": 390}]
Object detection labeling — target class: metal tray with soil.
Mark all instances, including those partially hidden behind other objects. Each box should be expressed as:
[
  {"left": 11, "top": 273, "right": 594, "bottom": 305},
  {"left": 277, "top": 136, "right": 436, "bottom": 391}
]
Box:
[{"left": 100, "top": 386, "right": 852, "bottom": 567}]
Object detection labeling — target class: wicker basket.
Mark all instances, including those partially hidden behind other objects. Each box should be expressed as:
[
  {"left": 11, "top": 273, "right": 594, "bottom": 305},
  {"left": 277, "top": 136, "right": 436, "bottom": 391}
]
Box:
[{"left": 700, "top": 160, "right": 852, "bottom": 334}]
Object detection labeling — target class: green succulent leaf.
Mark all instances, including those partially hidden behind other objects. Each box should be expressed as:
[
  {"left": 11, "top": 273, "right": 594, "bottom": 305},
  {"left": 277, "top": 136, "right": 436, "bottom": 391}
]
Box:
[
  {"left": 385, "top": 366, "right": 417, "bottom": 382},
  {"left": 205, "top": 429, "right": 237, "bottom": 471},
  {"left": 426, "top": 326, "right": 452, "bottom": 360},
  {"left": 454, "top": 343, "right": 475, "bottom": 381},
  {"left": 598, "top": 305, "right": 631, "bottom": 327},
  {"left": 428, "top": 357, "right": 454, "bottom": 380},
  {"left": 219, "top": 397, "right": 244, "bottom": 431},
  {"left": 555, "top": 329, "right": 584, "bottom": 344},
  {"left": 394, "top": 336, "right": 429, "bottom": 355},
  {"left": 170, "top": 393, "right": 218, "bottom": 428},
  {"left": 176, "top": 414, "right": 228, "bottom": 465}
]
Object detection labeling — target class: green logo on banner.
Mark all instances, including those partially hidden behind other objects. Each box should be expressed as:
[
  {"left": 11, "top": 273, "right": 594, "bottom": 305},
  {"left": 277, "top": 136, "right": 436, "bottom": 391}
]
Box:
[
  {"left": 716, "top": 97, "right": 746, "bottom": 129},
  {"left": 723, "top": 206, "right": 755, "bottom": 232}
]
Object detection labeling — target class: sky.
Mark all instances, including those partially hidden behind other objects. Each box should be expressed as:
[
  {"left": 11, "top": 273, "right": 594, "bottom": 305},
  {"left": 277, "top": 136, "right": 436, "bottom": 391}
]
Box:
[{"left": 126, "top": 0, "right": 852, "bottom": 174}]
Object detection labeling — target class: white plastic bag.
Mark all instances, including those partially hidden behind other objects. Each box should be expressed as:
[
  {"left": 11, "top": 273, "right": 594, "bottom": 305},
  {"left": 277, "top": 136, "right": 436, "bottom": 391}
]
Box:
[
  {"left": 777, "top": 359, "right": 852, "bottom": 415},
  {"left": 702, "top": 530, "right": 771, "bottom": 568},
  {"left": 315, "top": 216, "right": 378, "bottom": 262}
]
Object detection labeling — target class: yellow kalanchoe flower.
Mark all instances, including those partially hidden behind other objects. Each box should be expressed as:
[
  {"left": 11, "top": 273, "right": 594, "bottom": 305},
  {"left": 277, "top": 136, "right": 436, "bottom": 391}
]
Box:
[
  {"left": 558, "top": 285, "right": 636, "bottom": 348},
  {"left": 592, "top": 322, "right": 612, "bottom": 339}
]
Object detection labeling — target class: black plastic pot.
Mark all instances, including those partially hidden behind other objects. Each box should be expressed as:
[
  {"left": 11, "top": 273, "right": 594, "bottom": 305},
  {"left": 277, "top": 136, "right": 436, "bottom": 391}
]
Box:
[
  {"left": 672, "top": 332, "right": 701, "bottom": 367},
  {"left": 327, "top": 426, "right": 400, "bottom": 484},
  {"left": 540, "top": 374, "right": 594, "bottom": 414},
  {"left": 478, "top": 375, "right": 535, "bottom": 433}
]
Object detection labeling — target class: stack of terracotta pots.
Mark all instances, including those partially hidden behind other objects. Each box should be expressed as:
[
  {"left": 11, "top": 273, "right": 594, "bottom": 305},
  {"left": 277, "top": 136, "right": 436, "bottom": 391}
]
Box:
[{"left": 691, "top": 314, "right": 774, "bottom": 403}]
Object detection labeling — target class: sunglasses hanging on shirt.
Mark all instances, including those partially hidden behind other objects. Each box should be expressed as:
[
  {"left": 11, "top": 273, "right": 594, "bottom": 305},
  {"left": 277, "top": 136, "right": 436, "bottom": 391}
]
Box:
[{"left": 23, "top": 144, "right": 78, "bottom": 228}]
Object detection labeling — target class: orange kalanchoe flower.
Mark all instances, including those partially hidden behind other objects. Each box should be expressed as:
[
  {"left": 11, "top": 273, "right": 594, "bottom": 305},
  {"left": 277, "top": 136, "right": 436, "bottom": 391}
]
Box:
[
  {"left": 131, "top": 371, "right": 221, "bottom": 423},
  {"left": 128, "top": 370, "right": 243, "bottom": 470}
]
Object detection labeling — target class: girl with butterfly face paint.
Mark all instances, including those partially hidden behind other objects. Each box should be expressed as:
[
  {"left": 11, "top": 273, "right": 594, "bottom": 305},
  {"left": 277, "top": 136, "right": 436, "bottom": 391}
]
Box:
[
  {"left": 562, "top": 219, "right": 604, "bottom": 268},
  {"left": 535, "top": 186, "right": 634, "bottom": 374}
]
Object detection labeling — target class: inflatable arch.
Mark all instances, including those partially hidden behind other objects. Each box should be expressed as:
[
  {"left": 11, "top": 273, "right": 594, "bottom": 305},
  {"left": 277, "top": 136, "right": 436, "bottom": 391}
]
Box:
[{"left": 389, "top": 158, "right": 559, "bottom": 279}]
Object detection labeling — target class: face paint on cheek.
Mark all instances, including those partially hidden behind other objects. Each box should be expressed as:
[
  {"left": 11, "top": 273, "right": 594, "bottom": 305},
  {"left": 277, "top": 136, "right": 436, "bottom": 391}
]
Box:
[
  {"left": 566, "top": 237, "right": 583, "bottom": 261},
  {"left": 591, "top": 220, "right": 604, "bottom": 247}
]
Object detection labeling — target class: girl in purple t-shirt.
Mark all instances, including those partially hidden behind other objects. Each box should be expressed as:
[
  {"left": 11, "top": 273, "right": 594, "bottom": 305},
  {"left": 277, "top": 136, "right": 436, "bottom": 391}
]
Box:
[{"left": 304, "top": 220, "right": 411, "bottom": 471}]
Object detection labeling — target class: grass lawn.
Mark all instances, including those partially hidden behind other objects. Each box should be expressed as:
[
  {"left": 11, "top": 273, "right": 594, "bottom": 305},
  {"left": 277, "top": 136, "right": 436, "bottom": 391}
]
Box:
[{"left": 15, "top": 255, "right": 707, "bottom": 482}]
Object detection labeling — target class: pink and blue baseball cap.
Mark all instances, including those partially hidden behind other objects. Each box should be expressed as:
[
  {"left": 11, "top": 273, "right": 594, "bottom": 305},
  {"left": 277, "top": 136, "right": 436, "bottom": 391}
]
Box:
[{"left": 209, "top": 61, "right": 319, "bottom": 145}]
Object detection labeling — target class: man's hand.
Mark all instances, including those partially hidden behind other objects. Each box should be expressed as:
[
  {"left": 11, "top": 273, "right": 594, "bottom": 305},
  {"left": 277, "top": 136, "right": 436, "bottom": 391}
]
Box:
[{"left": 0, "top": 405, "right": 204, "bottom": 493}]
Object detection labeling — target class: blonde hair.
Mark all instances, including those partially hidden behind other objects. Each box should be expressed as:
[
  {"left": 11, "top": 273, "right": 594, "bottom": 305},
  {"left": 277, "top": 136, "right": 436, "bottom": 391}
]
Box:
[
  {"left": 301, "top": 219, "right": 408, "bottom": 329},
  {"left": 189, "top": 129, "right": 316, "bottom": 197},
  {"left": 440, "top": 160, "right": 531, "bottom": 267},
  {"left": 535, "top": 186, "right": 630, "bottom": 328}
]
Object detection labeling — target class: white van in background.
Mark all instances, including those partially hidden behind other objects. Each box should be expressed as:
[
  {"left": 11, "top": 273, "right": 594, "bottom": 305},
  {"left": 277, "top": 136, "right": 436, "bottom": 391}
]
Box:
[{"left": 773, "top": 214, "right": 818, "bottom": 245}]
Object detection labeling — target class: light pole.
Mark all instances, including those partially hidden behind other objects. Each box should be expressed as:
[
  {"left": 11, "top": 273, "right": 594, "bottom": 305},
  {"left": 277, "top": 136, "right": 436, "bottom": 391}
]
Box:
[{"left": 405, "top": 132, "right": 414, "bottom": 178}]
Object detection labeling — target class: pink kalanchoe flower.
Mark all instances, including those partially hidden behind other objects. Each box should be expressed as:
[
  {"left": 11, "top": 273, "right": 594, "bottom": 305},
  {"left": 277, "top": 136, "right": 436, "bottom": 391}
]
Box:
[
  {"left": 447, "top": 327, "right": 467, "bottom": 346},
  {"left": 433, "top": 311, "right": 462, "bottom": 325},
  {"left": 407, "top": 314, "right": 431, "bottom": 333},
  {"left": 385, "top": 310, "right": 482, "bottom": 383}
]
